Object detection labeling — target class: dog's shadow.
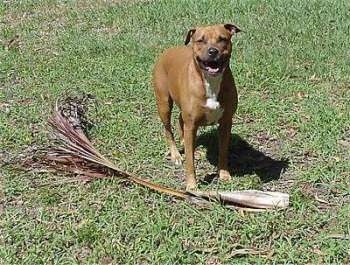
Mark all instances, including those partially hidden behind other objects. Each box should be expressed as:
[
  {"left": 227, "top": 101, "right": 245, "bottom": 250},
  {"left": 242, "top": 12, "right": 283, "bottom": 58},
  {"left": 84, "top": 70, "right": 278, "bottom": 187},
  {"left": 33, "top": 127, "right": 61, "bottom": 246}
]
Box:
[{"left": 196, "top": 129, "right": 289, "bottom": 183}]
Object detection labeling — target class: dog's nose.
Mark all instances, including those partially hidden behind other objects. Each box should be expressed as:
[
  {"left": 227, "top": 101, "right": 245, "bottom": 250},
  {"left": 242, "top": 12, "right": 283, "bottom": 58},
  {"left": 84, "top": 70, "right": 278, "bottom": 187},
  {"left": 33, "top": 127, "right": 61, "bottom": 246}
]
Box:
[{"left": 208, "top": 47, "right": 219, "bottom": 57}]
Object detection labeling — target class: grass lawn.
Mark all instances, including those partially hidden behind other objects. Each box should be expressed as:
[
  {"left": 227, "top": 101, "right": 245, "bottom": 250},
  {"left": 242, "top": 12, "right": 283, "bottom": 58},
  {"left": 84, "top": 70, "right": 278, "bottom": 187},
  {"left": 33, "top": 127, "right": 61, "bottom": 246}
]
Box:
[{"left": 1, "top": 0, "right": 349, "bottom": 264}]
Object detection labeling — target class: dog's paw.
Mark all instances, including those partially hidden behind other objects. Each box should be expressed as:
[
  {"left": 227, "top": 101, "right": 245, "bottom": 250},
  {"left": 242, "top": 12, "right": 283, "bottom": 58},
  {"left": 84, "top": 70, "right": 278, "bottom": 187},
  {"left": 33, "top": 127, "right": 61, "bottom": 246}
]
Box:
[
  {"left": 218, "top": 170, "right": 232, "bottom": 182},
  {"left": 171, "top": 154, "right": 183, "bottom": 166},
  {"left": 185, "top": 177, "right": 197, "bottom": 191},
  {"left": 186, "top": 183, "right": 197, "bottom": 191},
  {"left": 170, "top": 149, "right": 183, "bottom": 166}
]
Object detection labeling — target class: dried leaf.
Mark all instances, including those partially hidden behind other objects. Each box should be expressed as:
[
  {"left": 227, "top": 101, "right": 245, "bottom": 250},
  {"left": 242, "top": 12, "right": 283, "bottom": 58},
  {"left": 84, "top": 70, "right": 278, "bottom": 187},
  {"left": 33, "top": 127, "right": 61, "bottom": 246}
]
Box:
[{"left": 19, "top": 95, "right": 290, "bottom": 211}]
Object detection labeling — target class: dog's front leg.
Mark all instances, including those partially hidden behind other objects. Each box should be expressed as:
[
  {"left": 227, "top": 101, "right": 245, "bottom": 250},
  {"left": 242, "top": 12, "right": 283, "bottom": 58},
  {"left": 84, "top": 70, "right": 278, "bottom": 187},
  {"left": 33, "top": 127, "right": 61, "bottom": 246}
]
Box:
[
  {"left": 183, "top": 123, "right": 198, "bottom": 190},
  {"left": 218, "top": 118, "right": 232, "bottom": 181}
]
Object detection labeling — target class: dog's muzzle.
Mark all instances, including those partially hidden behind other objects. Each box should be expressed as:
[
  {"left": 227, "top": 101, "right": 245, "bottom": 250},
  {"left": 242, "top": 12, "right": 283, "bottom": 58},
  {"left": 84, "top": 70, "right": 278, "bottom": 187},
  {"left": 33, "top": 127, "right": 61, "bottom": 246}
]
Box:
[{"left": 196, "top": 56, "right": 228, "bottom": 76}]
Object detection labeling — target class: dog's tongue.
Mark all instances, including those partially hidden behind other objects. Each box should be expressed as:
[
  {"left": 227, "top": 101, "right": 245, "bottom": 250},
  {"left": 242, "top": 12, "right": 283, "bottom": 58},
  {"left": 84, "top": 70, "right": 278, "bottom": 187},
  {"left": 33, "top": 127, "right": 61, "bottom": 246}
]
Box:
[{"left": 206, "top": 66, "right": 220, "bottom": 74}]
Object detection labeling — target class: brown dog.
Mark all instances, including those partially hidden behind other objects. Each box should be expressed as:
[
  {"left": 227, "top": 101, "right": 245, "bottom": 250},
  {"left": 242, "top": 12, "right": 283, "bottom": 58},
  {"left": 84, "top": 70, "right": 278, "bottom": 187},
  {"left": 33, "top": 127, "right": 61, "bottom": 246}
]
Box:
[{"left": 152, "top": 24, "right": 241, "bottom": 190}]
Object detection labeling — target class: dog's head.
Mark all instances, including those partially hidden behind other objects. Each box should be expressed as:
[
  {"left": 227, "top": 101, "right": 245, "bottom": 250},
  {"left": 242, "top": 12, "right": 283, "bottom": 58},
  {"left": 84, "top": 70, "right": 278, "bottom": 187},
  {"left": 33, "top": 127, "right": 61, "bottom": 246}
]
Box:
[{"left": 185, "top": 24, "right": 241, "bottom": 76}]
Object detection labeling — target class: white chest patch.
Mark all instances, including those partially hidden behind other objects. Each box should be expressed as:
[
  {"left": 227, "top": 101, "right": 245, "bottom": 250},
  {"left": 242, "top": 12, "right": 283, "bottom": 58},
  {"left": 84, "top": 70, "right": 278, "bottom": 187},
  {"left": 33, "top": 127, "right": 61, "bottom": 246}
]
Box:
[{"left": 203, "top": 73, "right": 224, "bottom": 125}]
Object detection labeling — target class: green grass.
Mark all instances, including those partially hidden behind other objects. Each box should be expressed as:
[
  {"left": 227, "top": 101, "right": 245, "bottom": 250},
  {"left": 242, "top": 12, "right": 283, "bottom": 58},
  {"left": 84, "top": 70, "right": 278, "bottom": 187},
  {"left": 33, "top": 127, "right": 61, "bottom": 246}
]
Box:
[{"left": 1, "top": 0, "right": 350, "bottom": 264}]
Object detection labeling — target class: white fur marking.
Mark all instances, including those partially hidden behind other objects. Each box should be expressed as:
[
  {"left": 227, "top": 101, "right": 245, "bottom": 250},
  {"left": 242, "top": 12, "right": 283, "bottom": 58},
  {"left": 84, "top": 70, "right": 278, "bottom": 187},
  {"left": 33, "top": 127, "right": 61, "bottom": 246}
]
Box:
[
  {"left": 203, "top": 73, "right": 224, "bottom": 124},
  {"left": 206, "top": 97, "right": 220, "bottom": 109}
]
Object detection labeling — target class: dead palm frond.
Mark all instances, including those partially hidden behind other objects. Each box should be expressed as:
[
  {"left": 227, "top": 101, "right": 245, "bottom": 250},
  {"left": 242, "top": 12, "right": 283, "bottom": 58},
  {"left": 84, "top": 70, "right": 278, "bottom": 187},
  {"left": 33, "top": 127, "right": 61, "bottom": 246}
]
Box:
[{"left": 22, "top": 95, "right": 289, "bottom": 211}]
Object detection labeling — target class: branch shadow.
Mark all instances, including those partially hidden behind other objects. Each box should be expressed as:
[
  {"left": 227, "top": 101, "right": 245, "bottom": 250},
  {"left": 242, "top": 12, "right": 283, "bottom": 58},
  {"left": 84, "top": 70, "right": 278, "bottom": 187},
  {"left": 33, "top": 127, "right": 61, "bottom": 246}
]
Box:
[{"left": 196, "top": 129, "right": 289, "bottom": 183}]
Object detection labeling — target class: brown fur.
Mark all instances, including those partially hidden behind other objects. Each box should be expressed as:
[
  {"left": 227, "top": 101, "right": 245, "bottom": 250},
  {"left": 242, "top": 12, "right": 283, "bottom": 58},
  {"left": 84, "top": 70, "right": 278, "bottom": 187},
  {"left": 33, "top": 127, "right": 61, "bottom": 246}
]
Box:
[{"left": 152, "top": 24, "right": 240, "bottom": 190}]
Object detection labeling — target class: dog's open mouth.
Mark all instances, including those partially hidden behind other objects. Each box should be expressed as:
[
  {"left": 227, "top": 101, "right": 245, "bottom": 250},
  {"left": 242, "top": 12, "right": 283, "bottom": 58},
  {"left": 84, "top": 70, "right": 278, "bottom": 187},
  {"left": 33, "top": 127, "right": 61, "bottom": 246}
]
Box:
[{"left": 196, "top": 57, "right": 227, "bottom": 76}]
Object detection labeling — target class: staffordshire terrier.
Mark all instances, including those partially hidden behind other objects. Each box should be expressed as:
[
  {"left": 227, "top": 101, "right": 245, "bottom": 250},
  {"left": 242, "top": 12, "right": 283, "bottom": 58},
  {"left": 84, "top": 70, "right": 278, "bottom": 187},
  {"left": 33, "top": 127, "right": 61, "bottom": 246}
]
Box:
[{"left": 152, "top": 23, "right": 241, "bottom": 190}]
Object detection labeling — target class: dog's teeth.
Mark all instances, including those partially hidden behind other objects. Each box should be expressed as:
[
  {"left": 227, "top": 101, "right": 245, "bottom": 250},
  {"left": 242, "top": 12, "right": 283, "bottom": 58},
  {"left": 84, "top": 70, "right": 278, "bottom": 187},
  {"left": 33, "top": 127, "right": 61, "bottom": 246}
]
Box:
[{"left": 206, "top": 66, "right": 219, "bottom": 73}]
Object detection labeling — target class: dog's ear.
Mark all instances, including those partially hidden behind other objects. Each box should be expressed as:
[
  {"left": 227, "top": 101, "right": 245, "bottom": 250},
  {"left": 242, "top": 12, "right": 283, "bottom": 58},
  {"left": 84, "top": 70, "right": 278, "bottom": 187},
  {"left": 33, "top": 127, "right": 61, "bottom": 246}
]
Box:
[
  {"left": 185, "top": 28, "right": 196, "bottom": 45},
  {"left": 224, "top": 24, "right": 241, "bottom": 35}
]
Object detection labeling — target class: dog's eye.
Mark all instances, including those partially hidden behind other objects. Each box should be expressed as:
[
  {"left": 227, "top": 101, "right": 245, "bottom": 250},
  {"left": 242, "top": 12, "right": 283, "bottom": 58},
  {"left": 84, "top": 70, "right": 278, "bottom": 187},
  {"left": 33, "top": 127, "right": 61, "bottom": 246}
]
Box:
[
  {"left": 196, "top": 37, "right": 205, "bottom": 43},
  {"left": 218, "top": 36, "right": 229, "bottom": 43}
]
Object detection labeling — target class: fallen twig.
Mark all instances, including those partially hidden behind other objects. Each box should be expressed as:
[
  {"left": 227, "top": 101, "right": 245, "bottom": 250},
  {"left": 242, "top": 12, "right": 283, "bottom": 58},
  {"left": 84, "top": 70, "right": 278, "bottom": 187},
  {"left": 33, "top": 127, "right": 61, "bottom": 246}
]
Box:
[{"left": 21, "top": 95, "right": 289, "bottom": 211}]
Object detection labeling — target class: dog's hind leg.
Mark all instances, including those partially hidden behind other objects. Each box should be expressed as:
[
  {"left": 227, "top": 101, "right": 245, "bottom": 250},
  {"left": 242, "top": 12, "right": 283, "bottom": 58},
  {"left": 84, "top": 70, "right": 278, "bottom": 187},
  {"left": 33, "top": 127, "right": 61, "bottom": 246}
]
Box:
[
  {"left": 153, "top": 76, "right": 182, "bottom": 166},
  {"left": 177, "top": 112, "right": 184, "bottom": 147}
]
